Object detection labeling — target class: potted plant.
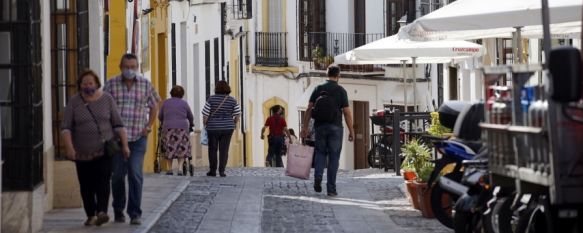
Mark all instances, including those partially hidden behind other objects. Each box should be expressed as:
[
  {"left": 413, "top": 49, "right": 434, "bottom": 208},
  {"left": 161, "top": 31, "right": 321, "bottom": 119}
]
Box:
[
  {"left": 311, "top": 46, "right": 324, "bottom": 69},
  {"left": 400, "top": 158, "right": 417, "bottom": 181},
  {"left": 401, "top": 139, "right": 432, "bottom": 210},
  {"left": 415, "top": 163, "right": 436, "bottom": 218},
  {"left": 401, "top": 139, "right": 432, "bottom": 175},
  {"left": 322, "top": 55, "right": 334, "bottom": 67},
  {"left": 428, "top": 111, "right": 452, "bottom": 137}
]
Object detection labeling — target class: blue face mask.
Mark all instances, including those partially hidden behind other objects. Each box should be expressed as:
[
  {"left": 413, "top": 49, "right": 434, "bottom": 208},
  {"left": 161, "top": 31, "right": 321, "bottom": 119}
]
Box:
[
  {"left": 122, "top": 69, "right": 137, "bottom": 79},
  {"left": 81, "top": 87, "right": 97, "bottom": 96}
]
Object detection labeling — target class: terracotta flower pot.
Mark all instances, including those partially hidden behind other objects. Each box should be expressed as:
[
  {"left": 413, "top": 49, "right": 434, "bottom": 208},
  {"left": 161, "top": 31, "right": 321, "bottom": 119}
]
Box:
[
  {"left": 405, "top": 180, "right": 420, "bottom": 210},
  {"left": 414, "top": 181, "right": 435, "bottom": 218},
  {"left": 401, "top": 169, "right": 417, "bottom": 181}
]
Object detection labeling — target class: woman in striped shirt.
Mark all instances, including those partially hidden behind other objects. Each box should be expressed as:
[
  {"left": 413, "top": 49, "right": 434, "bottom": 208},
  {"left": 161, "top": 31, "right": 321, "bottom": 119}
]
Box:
[{"left": 202, "top": 81, "right": 241, "bottom": 177}]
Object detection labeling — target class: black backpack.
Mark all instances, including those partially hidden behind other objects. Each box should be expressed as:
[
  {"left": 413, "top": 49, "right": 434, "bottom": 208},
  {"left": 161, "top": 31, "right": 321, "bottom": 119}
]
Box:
[{"left": 312, "top": 86, "right": 340, "bottom": 123}]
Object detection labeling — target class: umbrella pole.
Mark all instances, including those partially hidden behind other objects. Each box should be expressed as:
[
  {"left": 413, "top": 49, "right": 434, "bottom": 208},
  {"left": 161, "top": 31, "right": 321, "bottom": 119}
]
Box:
[
  {"left": 513, "top": 27, "right": 524, "bottom": 64},
  {"left": 402, "top": 60, "right": 407, "bottom": 112},
  {"left": 412, "top": 57, "right": 417, "bottom": 111},
  {"left": 541, "top": 0, "right": 552, "bottom": 67}
]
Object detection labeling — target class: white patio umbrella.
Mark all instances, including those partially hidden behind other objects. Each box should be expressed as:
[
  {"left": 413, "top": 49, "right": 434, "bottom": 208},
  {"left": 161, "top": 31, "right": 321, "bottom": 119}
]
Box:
[
  {"left": 334, "top": 35, "right": 484, "bottom": 110},
  {"left": 399, "top": 0, "right": 582, "bottom": 41},
  {"left": 334, "top": 35, "right": 484, "bottom": 65}
]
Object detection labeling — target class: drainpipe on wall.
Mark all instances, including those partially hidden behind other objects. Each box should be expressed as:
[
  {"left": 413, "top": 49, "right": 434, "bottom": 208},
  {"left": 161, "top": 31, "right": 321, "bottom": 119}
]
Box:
[
  {"left": 0, "top": 107, "right": 2, "bottom": 233},
  {"left": 104, "top": 0, "right": 109, "bottom": 77},
  {"left": 240, "top": 31, "right": 247, "bottom": 167}
]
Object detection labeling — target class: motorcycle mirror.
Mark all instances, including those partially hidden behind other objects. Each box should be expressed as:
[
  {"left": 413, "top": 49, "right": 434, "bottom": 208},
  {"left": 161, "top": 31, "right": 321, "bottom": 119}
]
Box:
[{"left": 548, "top": 46, "right": 582, "bottom": 103}]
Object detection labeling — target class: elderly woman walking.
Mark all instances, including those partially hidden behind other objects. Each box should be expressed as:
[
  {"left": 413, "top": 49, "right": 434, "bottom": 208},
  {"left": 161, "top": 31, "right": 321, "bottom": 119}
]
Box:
[
  {"left": 202, "top": 81, "right": 241, "bottom": 177},
  {"left": 61, "top": 70, "right": 130, "bottom": 226},
  {"left": 158, "top": 85, "right": 194, "bottom": 175}
]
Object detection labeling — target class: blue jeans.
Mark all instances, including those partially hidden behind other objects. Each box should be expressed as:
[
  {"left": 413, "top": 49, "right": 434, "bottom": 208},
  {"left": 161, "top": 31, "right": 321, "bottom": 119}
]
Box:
[
  {"left": 314, "top": 124, "right": 343, "bottom": 192},
  {"left": 266, "top": 135, "right": 284, "bottom": 167},
  {"left": 112, "top": 136, "right": 147, "bottom": 219}
]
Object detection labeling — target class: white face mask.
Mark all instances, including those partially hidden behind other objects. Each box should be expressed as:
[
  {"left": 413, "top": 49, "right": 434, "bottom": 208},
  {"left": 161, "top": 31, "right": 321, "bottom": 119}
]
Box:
[{"left": 122, "top": 69, "right": 137, "bottom": 79}]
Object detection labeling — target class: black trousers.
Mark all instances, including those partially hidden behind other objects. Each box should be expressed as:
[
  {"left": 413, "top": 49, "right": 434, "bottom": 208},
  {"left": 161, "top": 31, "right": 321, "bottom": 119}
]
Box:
[
  {"left": 267, "top": 136, "right": 284, "bottom": 167},
  {"left": 75, "top": 155, "right": 112, "bottom": 217},
  {"left": 208, "top": 129, "right": 234, "bottom": 174}
]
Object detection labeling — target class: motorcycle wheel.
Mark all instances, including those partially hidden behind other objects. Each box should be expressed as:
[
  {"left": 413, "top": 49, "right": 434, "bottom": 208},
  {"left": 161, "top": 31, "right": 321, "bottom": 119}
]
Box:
[
  {"left": 431, "top": 184, "right": 460, "bottom": 229},
  {"left": 454, "top": 198, "right": 472, "bottom": 233},
  {"left": 367, "top": 144, "right": 389, "bottom": 169},
  {"left": 491, "top": 196, "right": 513, "bottom": 233},
  {"left": 483, "top": 202, "right": 496, "bottom": 233}
]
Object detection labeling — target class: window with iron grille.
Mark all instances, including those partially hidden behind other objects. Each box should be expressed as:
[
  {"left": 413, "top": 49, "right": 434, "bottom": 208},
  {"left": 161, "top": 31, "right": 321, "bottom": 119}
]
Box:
[
  {"left": 297, "top": 0, "right": 326, "bottom": 61},
  {"left": 50, "top": 0, "right": 90, "bottom": 161},
  {"left": 205, "top": 40, "right": 211, "bottom": 99},
  {"left": 1, "top": 0, "right": 44, "bottom": 191},
  {"left": 230, "top": 0, "right": 252, "bottom": 20},
  {"left": 385, "top": 0, "right": 408, "bottom": 36},
  {"left": 171, "top": 23, "right": 177, "bottom": 87},
  {"left": 214, "top": 37, "right": 220, "bottom": 83}
]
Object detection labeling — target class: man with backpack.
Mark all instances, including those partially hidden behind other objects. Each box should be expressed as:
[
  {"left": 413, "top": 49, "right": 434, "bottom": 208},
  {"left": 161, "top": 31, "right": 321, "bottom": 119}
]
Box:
[
  {"left": 300, "top": 65, "right": 354, "bottom": 196},
  {"left": 261, "top": 106, "right": 289, "bottom": 167}
]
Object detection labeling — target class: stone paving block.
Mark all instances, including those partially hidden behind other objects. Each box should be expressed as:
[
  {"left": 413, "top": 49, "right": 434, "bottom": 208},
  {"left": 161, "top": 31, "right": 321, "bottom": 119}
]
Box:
[{"left": 197, "top": 220, "right": 231, "bottom": 233}]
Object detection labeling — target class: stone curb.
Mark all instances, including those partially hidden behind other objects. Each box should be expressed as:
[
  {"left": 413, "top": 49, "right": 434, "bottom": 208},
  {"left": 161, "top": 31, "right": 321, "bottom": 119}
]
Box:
[{"left": 134, "top": 179, "right": 190, "bottom": 233}]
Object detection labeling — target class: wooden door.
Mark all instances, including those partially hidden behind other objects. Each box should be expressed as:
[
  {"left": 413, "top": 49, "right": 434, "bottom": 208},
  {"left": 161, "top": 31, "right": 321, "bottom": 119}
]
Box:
[
  {"left": 449, "top": 66, "right": 458, "bottom": 100},
  {"left": 353, "top": 101, "right": 370, "bottom": 169}
]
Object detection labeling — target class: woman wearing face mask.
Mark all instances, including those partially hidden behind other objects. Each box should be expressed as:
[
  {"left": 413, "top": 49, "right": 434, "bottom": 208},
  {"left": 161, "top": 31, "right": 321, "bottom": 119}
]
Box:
[{"left": 61, "top": 70, "right": 130, "bottom": 226}]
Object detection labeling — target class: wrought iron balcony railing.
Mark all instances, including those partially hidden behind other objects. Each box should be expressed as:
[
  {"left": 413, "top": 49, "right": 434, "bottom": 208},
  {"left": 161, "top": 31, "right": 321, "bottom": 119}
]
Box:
[
  {"left": 298, "top": 32, "right": 384, "bottom": 71},
  {"left": 255, "top": 32, "right": 288, "bottom": 67},
  {"left": 298, "top": 32, "right": 384, "bottom": 62}
]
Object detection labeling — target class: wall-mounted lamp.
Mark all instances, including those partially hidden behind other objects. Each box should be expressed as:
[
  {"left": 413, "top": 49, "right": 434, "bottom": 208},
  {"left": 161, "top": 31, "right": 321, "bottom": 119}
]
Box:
[{"left": 397, "top": 14, "right": 408, "bottom": 28}]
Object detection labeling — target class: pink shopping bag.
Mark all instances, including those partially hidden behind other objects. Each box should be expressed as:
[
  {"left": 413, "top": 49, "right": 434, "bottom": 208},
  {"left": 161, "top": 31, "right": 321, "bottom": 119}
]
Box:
[{"left": 285, "top": 144, "right": 314, "bottom": 179}]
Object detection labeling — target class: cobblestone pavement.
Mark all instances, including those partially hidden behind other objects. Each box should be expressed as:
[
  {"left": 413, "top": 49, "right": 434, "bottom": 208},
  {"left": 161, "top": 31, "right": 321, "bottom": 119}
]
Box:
[{"left": 149, "top": 167, "right": 452, "bottom": 233}]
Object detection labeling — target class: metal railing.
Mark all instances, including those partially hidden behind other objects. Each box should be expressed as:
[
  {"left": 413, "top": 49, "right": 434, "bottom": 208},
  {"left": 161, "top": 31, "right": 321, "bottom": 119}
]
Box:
[
  {"left": 298, "top": 32, "right": 384, "bottom": 71},
  {"left": 298, "top": 32, "right": 384, "bottom": 61},
  {"left": 255, "top": 32, "right": 288, "bottom": 67}
]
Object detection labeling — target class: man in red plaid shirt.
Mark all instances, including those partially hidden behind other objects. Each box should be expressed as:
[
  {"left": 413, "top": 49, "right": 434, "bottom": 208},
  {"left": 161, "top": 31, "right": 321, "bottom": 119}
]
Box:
[{"left": 104, "top": 54, "right": 161, "bottom": 225}]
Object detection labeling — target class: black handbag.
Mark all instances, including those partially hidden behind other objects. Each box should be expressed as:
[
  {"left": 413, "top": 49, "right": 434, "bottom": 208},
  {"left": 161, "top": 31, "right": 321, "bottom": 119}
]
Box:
[
  {"left": 81, "top": 96, "right": 121, "bottom": 157},
  {"left": 103, "top": 138, "right": 122, "bottom": 156}
]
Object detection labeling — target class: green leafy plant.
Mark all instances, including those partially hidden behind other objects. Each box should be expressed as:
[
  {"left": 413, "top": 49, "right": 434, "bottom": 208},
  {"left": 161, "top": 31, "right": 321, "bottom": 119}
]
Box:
[
  {"left": 323, "top": 55, "right": 334, "bottom": 64},
  {"left": 401, "top": 158, "right": 415, "bottom": 171},
  {"left": 401, "top": 139, "right": 432, "bottom": 175},
  {"left": 416, "top": 163, "right": 435, "bottom": 183},
  {"left": 311, "top": 46, "right": 324, "bottom": 60},
  {"left": 428, "top": 111, "right": 452, "bottom": 137}
]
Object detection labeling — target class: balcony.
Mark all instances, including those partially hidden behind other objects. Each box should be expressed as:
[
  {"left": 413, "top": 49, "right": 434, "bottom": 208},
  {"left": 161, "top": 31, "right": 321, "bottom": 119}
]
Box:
[
  {"left": 298, "top": 32, "right": 384, "bottom": 72},
  {"left": 255, "top": 32, "right": 288, "bottom": 67}
]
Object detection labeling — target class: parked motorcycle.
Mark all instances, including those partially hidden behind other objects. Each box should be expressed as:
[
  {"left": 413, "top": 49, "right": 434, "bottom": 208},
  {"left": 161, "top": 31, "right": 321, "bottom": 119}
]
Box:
[
  {"left": 369, "top": 108, "right": 405, "bottom": 169},
  {"left": 427, "top": 101, "right": 485, "bottom": 229}
]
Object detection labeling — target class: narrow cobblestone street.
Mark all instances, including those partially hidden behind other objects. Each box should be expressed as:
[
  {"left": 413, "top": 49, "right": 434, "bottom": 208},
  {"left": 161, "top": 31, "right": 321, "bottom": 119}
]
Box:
[{"left": 149, "top": 168, "right": 452, "bottom": 233}]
